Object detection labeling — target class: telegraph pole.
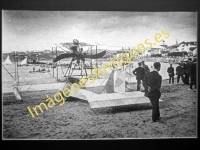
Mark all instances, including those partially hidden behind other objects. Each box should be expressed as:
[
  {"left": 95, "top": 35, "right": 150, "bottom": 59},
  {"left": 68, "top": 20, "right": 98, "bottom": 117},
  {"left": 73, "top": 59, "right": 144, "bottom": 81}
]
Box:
[
  {"left": 96, "top": 45, "right": 97, "bottom": 67},
  {"left": 16, "top": 53, "right": 19, "bottom": 85},
  {"left": 122, "top": 47, "right": 124, "bottom": 70},
  {"left": 91, "top": 46, "right": 92, "bottom": 74},
  {"left": 52, "top": 47, "right": 54, "bottom": 77},
  {"left": 56, "top": 47, "right": 58, "bottom": 80},
  {"left": 14, "top": 51, "right": 16, "bottom": 79}
]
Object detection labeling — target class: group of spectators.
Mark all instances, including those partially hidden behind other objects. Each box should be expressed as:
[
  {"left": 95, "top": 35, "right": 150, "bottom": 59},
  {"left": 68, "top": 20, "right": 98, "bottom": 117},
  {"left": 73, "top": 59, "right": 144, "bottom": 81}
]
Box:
[
  {"left": 137, "top": 55, "right": 191, "bottom": 64},
  {"left": 132, "top": 58, "right": 196, "bottom": 122},
  {"left": 167, "top": 57, "right": 196, "bottom": 91}
]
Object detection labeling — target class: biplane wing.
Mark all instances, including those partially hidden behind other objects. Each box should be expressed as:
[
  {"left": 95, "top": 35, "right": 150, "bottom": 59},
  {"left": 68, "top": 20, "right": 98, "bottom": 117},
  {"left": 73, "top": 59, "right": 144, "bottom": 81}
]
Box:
[
  {"left": 83, "top": 50, "right": 106, "bottom": 59},
  {"left": 53, "top": 50, "right": 106, "bottom": 63},
  {"left": 53, "top": 53, "right": 75, "bottom": 62},
  {"left": 60, "top": 42, "right": 93, "bottom": 47}
]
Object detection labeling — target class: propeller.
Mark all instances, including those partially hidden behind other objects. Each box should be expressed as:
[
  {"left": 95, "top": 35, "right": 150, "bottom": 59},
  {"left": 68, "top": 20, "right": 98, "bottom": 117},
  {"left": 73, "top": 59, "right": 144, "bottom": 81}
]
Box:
[{"left": 53, "top": 50, "right": 106, "bottom": 63}]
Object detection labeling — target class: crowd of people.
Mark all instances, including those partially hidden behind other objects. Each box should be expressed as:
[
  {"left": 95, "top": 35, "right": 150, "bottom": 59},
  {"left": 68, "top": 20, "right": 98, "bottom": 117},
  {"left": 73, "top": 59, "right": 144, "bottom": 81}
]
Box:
[
  {"left": 132, "top": 57, "right": 196, "bottom": 123},
  {"left": 167, "top": 57, "right": 197, "bottom": 91},
  {"left": 134, "top": 55, "right": 193, "bottom": 65}
]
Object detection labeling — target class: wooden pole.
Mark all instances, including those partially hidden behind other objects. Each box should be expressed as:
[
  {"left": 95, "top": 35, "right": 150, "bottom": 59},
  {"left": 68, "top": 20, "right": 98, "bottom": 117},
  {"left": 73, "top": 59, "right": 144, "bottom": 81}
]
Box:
[
  {"left": 122, "top": 47, "right": 124, "bottom": 70},
  {"left": 14, "top": 51, "right": 16, "bottom": 79},
  {"left": 16, "top": 53, "right": 19, "bottom": 85},
  {"left": 52, "top": 47, "right": 54, "bottom": 77},
  {"left": 91, "top": 46, "right": 92, "bottom": 74},
  {"left": 96, "top": 45, "right": 97, "bottom": 67},
  {"left": 56, "top": 47, "right": 58, "bottom": 80}
]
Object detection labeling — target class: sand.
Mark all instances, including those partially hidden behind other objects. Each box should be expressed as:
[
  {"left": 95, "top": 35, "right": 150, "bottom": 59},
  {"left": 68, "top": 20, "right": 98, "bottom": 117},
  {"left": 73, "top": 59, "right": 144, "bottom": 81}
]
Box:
[
  {"left": 2, "top": 60, "right": 197, "bottom": 139},
  {"left": 3, "top": 79, "right": 197, "bottom": 139}
]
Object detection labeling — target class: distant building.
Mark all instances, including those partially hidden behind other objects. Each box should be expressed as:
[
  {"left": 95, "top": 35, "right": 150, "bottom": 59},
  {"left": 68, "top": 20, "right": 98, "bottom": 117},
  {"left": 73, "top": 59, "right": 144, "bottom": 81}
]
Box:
[
  {"left": 150, "top": 45, "right": 165, "bottom": 55},
  {"left": 166, "top": 45, "right": 179, "bottom": 52},
  {"left": 160, "top": 40, "right": 168, "bottom": 48},
  {"left": 178, "top": 41, "right": 197, "bottom": 52},
  {"left": 162, "top": 40, "right": 197, "bottom": 57},
  {"left": 44, "top": 50, "right": 51, "bottom": 54},
  {"left": 141, "top": 47, "right": 152, "bottom": 57},
  {"left": 166, "top": 40, "right": 179, "bottom": 52}
]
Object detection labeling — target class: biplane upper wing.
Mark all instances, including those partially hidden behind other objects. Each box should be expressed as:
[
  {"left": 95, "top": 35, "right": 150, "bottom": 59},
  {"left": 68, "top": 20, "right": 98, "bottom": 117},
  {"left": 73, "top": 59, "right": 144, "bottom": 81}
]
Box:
[
  {"left": 60, "top": 42, "right": 92, "bottom": 47},
  {"left": 83, "top": 50, "right": 106, "bottom": 59}
]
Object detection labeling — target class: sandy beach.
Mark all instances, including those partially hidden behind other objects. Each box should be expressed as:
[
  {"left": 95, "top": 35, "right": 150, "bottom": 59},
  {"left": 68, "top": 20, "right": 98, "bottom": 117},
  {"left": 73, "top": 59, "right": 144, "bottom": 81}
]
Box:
[
  {"left": 2, "top": 10, "right": 197, "bottom": 142},
  {"left": 3, "top": 76, "right": 197, "bottom": 139}
]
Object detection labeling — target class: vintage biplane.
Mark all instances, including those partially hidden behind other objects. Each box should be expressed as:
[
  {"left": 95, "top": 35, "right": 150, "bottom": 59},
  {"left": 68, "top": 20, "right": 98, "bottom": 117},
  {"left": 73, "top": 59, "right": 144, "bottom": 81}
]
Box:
[
  {"left": 53, "top": 39, "right": 106, "bottom": 77},
  {"left": 2, "top": 39, "right": 106, "bottom": 99},
  {"left": 3, "top": 39, "right": 162, "bottom": 110}
]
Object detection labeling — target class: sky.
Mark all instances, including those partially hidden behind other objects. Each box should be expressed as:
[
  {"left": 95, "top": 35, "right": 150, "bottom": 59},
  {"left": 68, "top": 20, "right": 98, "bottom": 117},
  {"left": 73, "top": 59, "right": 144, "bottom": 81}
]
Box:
[{"left": 2, "top": 11, "right": 197, "bottom": 52}]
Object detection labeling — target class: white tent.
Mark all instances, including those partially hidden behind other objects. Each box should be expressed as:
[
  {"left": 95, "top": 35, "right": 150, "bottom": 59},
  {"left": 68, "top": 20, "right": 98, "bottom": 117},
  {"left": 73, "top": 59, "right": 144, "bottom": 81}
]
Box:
[
  {"left": 3, "top": 55, "right": 12, "bottom": 65},
  {"left": 20, "top": 57, "right": 27, "bottom": 65}
]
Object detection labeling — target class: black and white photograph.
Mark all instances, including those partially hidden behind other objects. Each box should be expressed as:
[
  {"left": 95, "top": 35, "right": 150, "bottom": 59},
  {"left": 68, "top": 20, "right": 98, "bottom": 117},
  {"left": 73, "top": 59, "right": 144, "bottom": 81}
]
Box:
[{"left": 2, "top": 10, "right": 197, "bottom": 139}]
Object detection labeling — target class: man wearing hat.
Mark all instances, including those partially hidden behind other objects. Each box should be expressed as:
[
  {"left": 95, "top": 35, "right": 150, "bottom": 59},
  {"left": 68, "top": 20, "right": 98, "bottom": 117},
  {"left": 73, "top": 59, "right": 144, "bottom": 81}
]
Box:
[
  {"left": 133, "top": 62, "right": 145, "bottom": 91},
  {"left": 141, "top": 61, "right": 150, "bottom": 91},
  {"left": 141, "top": 61, "right": 150, "bottom": 74},
  {"left": 167, "top": 64, "right": 175, "bottom": 84},
  {"left": 176, "top": 63, "right": 185, "bottom": 84}
]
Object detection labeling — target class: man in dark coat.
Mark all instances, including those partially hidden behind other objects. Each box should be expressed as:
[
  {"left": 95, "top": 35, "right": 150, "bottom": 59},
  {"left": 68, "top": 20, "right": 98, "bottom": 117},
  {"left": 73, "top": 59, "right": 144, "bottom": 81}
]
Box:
[
  {"left": 167, "top": 64, "right": 174, "bottom": 84},
  {"left": 185, "top": 58, "right": 193, "bottom": 85},
  {"left": 141, "top": 61, "right": 150, "bottom": 74},
  {"left": 176, "top": 63, "right": 185, "bottom": 84},
  {"left": 133, "top": 62, "right": 145, "bottom": 91},
  {"left": 189, "top": 58, "right": 196, "bottom": 90},
  {"left": 143, "top": 62, "right": 162, "bottom": 122},
  {"left": 141, "top": 61, "right": 150, "bottom": 91}
]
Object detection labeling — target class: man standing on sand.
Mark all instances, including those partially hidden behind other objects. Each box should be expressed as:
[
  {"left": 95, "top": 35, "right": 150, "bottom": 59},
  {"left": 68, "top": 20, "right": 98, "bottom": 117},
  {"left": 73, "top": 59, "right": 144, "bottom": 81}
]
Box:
[
  {"left": 167, "top": 64, "right": 174, "bottom": 84},
  {"left": 144, "top": 62, "right": 162, "bottom": 122},
  {"left": 185, "top": 58, "right": 193, "bottom": 85},
  {"left": 133, "top": 62, "right": 145, "bottom": 91},
  {"left": 176, "top": 63, "right": 185, "bottom": 84},
  {"left": 141, "top": 61, "right": 150, "bottom": 74},
  {"left": 189, "top": 58, "right": 196, "bottom": 91},
  {"left": 141, "top": 61, "right": 150, "bottom": 92}
]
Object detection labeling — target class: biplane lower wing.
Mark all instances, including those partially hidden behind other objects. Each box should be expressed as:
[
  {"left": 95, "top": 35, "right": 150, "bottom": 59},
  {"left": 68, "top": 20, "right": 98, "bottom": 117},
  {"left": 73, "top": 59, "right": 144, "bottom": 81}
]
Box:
[
  {"left": 83, "top": 50, "right": 106, "bottom": 59},
  {"left": 53, "top": 53, "right": 75, "bottom": 62}
]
